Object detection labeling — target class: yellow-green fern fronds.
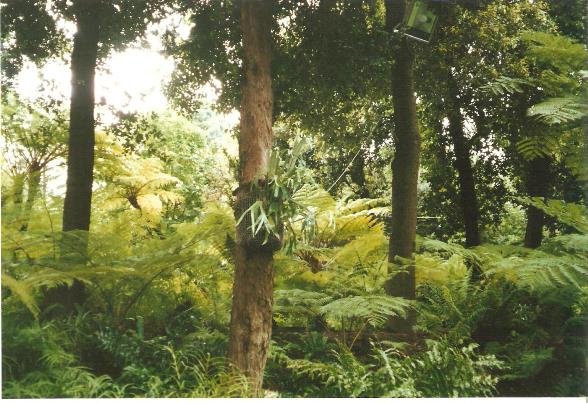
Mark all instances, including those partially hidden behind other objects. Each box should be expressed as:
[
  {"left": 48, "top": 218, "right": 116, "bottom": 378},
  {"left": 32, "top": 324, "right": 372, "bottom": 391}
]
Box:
[
  {"left": 319, "top": 295, "right": 411, "bottom": 328},
  {"left": 1, "top": 272, "right": 40, "bottom": 318},
  {"left": 517, "top": 197, "right": 588, "bottom": 234}
]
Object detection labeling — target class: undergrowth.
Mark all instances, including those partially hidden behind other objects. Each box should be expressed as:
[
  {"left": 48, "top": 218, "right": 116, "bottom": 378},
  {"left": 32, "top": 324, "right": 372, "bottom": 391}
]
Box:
[{"left": 2, "top": 196, "right": 587, "bottom": 397}]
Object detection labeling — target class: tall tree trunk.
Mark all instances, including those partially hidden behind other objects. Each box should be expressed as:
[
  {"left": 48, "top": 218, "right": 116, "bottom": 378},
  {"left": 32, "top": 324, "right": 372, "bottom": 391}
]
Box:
[
  {"left": 447, "top": 78, "right": 480, "bottom": 247},
  {"left": 524, "top": 156, "right": 550, "bottom": 248},
  {"left": 11, "top": 172, "right": 25, "bottom": 207},
  {"left": 351, "top": 152, "right": 369, "bottom": 198},
  {"left": 228, "top": 0, "right": 275, "bottom": 395},
  {"left": 384, "top": 0, "right": 421, "bottom": 335},
  {"left": 584, "top": 0, "right": 588, "bottom": 209},
  {"left": 47, "top": 0, "right": 99, "bottom": 312},
  {"left": 8, "top": 172, "right": 25, "bottom": 226},
  {"left": 62, "top": 0, "right": 99, "bottom": 238},
  {"left": 20, "top": 167, "right": 42, "bottom": 231}
]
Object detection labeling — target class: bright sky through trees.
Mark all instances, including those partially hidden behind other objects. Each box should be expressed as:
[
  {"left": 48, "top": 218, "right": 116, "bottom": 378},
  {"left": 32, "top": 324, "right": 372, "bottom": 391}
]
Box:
[
  {"left": 13, "top": 14, "right": 237, "bottom": 127},
  {"left": 10, "top": 14, "right": 238, "bottom": 198}
]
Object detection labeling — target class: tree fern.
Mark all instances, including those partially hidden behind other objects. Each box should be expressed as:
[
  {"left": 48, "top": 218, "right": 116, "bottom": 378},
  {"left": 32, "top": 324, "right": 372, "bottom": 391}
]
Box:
[
  {"left": 515, "top": 135, "right": 560, "bottom": 161},
  {"left": 516, "top": 197, "right": 588, "bottom": 234},
  {"left": 2, "top": 203, "right": 237, "bottom": 320},
  {"left": 479, "top": 76, "right": 532, "bottom": 96},
  {"left": 527, "top": 96, "right": 587, "bottom": 125}
]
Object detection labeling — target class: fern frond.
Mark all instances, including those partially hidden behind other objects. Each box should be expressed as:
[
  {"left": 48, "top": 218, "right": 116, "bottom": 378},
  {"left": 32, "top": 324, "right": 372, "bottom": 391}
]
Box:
[
  {"left": 418, "top": 238, "right": 480, "bottom": 266},
  {"left": 319, "top": 295, "right": 411, "bottom": 328},
  {"left": 292, "top": 184, "right": 336, "bottom": 211},
  {"left": 19, "top": 268, "right": 92, "bottom": 290},
  {"left": 333, "top": 232, "right": 388, "bottom": 271},
  {"left": 338, "top": 198, "right": 388, "bottom": 216},
  {"left": 542, "top": 234, "right": 588, "bottom": 256},
  {"left": 274, "top": 289, "right": 334, "bottom": 311},
  {"left": 517, "top": 197, "right": 588, "bottom": 233},
  {"left": 527, "top": 96, "right": 587, "bottom": 125},
  {"left": 416, "top": 254, "right": 469, "bottom": 285},
  {"left": 1, "top": 272, "right": 40, "bottom": 318},
  {"left": 515, "top": 136, "right": 559, "bottom": 161},
  {"left": 486, "top": 253, "right": 588, "bottom": 291},
  {"left": 479, "top": 76, "right": 532, "bottom": 95}
]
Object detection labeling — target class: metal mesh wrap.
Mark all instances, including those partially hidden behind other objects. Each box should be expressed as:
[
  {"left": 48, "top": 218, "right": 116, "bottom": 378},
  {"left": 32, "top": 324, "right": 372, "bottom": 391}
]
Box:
[{"left": 234, "top": 186, "right": 283, "bottom": 252}]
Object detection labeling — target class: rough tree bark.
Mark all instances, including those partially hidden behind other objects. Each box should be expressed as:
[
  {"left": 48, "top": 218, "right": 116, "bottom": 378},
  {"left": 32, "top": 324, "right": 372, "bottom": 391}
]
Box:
[
  {"left": 447, "top": 77, "right": 480, "bottom": 247},
  {"left": 523, "top": 156, "right": 550, "bottom": 248},
  {"left": 46, "top": 0, "right": 99, "bottom": 312},
  {"left": 62, "top": 0, "right": 99, "bottom": 237},
  {"left": 384, "top": 0, "right": 421, "bottom": 335},
  {"left": 228, "top": 0, "right": 275, "bottom": 395}
]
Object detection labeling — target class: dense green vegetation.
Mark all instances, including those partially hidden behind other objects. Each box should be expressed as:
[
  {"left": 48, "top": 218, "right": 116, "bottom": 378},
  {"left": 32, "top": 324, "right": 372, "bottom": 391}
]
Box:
[{"left": 1, "top": 0, "right": 587, "bottom": 398}]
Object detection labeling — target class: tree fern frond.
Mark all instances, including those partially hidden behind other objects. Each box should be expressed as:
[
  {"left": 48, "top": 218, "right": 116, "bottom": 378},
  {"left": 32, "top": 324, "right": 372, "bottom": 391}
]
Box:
[
  {"left": 416, "top": 254, "right": 470, "bottom": 285},
  {"left": 319, "top": 295, "right": 411, "bottom": 328},
  {"left": 479, "top": 76, "right": 532, "bottom": 96},
  {"left": 486, "top": 252, "right": 588, "bottom": 291},
  {"left": 527, "top": 96, "right": 587, "bottom": 125},
  {"left": 20, "top": 268, "right": 93, "bottom": 290},
  {"left": 292, "top": 184, "right": 336, "bottom": 211},
  {"left": 517, "top": 197, "right": 588, "bottom": 233},
  {"left": 338, "top": 198, "right": 389, "bottom": 216},
  {"left": 274, "top": 289, "right": 334, "bottom": 308},
  {"left": 418, "top": 238, "right": 480, "bottom": 266},
  {"left": 515, "top": 136, "right": 559, "bottom": 161},
  {"left": 1, "top": 272, "right": 40, "bottom": 318},
  {"left": 541, "top": 234, "right": 588, "bottom": 256},
  {"left": 333, "top": 232, "right": 388, "bottom": 271}
]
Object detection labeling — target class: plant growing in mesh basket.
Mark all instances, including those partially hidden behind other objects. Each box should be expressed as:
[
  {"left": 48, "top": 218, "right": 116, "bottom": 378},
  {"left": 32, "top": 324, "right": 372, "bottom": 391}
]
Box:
[{"left": 235, "top": 139, "right": 333, "bottom": 252}]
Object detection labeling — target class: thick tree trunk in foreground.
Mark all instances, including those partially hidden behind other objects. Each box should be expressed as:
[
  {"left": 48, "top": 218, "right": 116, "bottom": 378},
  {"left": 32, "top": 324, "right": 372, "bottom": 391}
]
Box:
[
  {"left": 384, "top": 0, "right": 420, "bottom": 335},
  {"left": 228, "top": 0, "right": 275, "bottom": 395},
  {"left": 62, "top": 0, "right": 99, "bottom": 238},
  {"left": 47, "top": 0, "right": 99, "bottom": 312},
  {"left": 447, "top": 79, "right": 480, "bottom": 247},
  {"left": 524, "top": 156, "right": 550, "bottom": 248}
]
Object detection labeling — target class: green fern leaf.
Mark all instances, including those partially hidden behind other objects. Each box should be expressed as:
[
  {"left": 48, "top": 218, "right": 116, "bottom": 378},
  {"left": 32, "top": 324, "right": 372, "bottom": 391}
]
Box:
[
  {"left": 319, "top": 295, "right": 411, "bottom": 328},
  {"left": 1, "top": 272, "right": 40, "bottom": 318},
  {"left": 527, "top": 96, "right": 587, "bottom": 125}
]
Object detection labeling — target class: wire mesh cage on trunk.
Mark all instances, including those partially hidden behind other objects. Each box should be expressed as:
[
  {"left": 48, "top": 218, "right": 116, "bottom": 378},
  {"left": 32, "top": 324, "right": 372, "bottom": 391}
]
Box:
[{"left": 234, "top": 186, "right": 283, "bottom": 252}]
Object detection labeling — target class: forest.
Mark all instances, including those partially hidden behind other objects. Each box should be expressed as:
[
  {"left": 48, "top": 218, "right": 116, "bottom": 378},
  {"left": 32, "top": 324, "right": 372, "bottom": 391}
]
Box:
[{"left": 1, "top": 0, "right": 587, "bottom": 398}]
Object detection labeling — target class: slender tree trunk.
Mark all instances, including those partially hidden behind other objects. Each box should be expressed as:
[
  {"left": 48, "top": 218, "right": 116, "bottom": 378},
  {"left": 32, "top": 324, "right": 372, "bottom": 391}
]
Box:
[
  {"left": 524, "top": 156, "right": 550, "bottom": 248},
  {"left": 447, "top": 79, "right": 480, "bottom": 247},
  {"left": 351, "top": 152, "right": 369, "bottom": 198},
  {"left": 47, "top": 0, "right": 99, "bottom": 312},
  {"left": 583, "top": 0, "right": 588, "bottom": 210},
  {"left": 62, "top": 0, "right": 99, "bottom": 238},
  {"left": 384, "top": 0, "right": 421, "bottom": 335},
  {"left": 20, "top": 167, "right": 42, "bottom": 231},
  {"left": 228, "top": 0, "right": 275, "bottom": 395},
  {"left": 7, "top": 172, "right": 26, "bottom": 230},
  {"left": 12, "top": 172, "right": 25, "bottom": 207}
]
